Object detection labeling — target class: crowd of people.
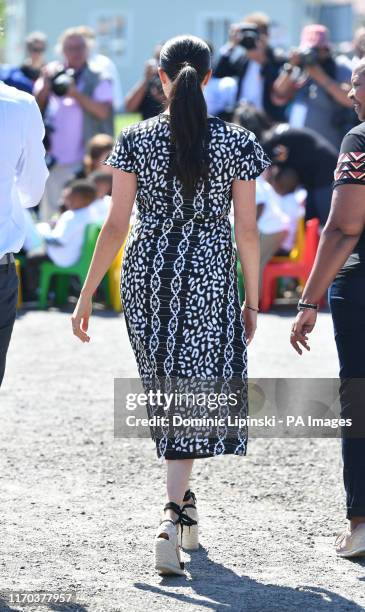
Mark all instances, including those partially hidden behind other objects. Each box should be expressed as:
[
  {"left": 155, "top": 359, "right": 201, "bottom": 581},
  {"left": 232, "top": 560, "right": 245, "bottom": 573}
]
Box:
[{"left": 1, "top": 11, "right": 363, "bottom": 304}]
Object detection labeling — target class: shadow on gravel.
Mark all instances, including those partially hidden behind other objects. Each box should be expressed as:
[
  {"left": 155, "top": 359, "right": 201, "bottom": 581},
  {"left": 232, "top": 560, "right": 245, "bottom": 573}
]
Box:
[
  {"left": 49, "top": 603, "right": 88, "bottom": 611},
  {"left": 134, "top": 545, "right": 363, "bottom": 612},
  {"left": 0, "top": 596, "right": 88, "bottom": 612},
  {"left": 0, "top": 597, "right": 17, "bottom": 612}
]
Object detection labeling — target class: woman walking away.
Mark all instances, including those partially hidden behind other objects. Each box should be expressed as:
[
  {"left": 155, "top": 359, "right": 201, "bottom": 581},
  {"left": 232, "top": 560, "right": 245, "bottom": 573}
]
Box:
[
  {"left": 71, "top": 35, "right": 271, "bottom": 575},
  {"left": 290, "top": 59, "right": 365, "bottom": 558}
]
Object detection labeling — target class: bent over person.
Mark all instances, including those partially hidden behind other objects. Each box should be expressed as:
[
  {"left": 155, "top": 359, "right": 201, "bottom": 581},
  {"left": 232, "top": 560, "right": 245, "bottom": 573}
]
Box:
[{"left": 0, "top": 81, "right": 48, "bottom": 386}]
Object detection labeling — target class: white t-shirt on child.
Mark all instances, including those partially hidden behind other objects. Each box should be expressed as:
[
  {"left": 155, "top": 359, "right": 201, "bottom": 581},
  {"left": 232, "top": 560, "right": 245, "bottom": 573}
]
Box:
[
  {"left": 47, "top": 205, "right": 95, "bottom": 267},
  {"left": 276, "top": 188, "right": 306, "bottom": 252},
  {"left": 255, "top": 176, "right": 290, "bottom": 235},
  {"left": 89, "top": 195, "right": 111, "bottom": 224}
]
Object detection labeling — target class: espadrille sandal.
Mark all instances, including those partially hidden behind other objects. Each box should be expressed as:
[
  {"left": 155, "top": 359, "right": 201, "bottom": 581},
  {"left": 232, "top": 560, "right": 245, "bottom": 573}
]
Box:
[
  {"left": 154, "top": 502, "right": 186, "bottom": 576},
  {"left": 177, "top": 489, "right": 199, "bottom": 550},
  {"left": 335, "top": 523, "right": 365, "bottom": 557}
]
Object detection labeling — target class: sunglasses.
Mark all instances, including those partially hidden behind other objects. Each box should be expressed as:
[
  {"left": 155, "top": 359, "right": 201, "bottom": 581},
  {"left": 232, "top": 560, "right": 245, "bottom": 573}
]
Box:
[
  {"left": 29, "top": 46, "right": 45, "bottom": 53},
  {"left": 64, "top": 44, "right": 86, "bottom": 52}
]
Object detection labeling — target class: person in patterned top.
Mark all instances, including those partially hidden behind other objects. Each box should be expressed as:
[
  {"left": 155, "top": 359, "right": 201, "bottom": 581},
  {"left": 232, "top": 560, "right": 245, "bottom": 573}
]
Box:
[
  {"left": 71, "top": 34, "right": 271, "bottom": 575},
  {"left": 290, "top": 58, "right": 365, "bottom": 558}
]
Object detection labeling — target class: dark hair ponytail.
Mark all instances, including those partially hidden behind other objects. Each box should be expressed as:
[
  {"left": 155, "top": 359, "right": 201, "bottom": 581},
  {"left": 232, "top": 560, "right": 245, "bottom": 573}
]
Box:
[{"left": 159, "top": 35, "right": 211, "bottom": 199}]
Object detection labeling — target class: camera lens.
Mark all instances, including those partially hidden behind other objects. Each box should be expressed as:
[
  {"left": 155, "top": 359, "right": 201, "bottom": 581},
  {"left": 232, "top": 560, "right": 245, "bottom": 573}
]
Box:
[{"left": 51, "top": 69, "right": 75, "bottom": 97}]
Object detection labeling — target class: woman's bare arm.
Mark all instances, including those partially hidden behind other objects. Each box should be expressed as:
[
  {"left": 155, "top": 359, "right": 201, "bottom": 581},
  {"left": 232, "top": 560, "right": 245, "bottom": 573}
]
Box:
[
  {"left": 71, "top": 168, "right": 137, "bottom": 342},
  {"left": 301, "top": 183, "right": 365, "bottom": 303},
  {"left": 232, "top": 179, "right": 260, "bottom": 309},
  {"left": 80, "top": 168, "right": 137, "bottom": 298}
]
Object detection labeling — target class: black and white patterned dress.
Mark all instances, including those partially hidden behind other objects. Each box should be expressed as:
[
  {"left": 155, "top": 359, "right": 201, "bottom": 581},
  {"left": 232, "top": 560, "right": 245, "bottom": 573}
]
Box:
[{"left": 105, "top": 113, "right": 271, "bottom": 461}]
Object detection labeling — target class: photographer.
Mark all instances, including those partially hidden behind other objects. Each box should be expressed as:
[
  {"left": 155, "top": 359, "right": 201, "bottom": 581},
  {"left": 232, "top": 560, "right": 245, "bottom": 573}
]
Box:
[
  {"left": 352, "top": 27, "right": 365, "bottom": 68},
  {"left": 124, "top": 44, "right": 166, "bottom": 119},
  {"left": 213, "top": 12, "right": 288, "bottom": 122},
  {"left": 273, "top": 24, "right": 355, "bottom": 149},
  {"left": 1, "top": 31, "right": 47, "bottom": 94},
  {"left": 34, "top": 28, "right": 113, "bottom": 221}
]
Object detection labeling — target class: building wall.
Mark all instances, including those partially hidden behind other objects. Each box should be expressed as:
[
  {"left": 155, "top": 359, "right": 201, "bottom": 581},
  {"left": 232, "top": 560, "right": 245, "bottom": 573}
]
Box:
[{"left": 6, "top": 0, "right": 308, "bottom": 95}]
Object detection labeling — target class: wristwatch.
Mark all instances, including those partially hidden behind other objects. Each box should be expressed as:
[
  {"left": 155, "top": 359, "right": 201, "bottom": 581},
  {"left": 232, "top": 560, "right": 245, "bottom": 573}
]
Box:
[
  {"left": 282, "top": 62, "right": 294, "bottom": 75},
  {"left": 297, "top": 299, "right": 319, "bottom": 312}
]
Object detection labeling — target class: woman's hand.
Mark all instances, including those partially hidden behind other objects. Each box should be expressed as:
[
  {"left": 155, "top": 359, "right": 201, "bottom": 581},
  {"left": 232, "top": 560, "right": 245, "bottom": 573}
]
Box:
[
  {"left": 71, "top": 293, "right": 93, "bottom": 343},
  {"left": 242, "top": 305, "right": 257, "bottom": 345},
  {"left": 290, "top": 308, "right": 317, "bottom": 355}
]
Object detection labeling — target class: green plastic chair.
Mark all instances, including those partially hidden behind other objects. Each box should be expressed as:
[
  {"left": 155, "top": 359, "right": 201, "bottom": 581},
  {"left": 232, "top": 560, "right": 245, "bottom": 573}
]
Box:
[
  {"left": 38, "top": 223, "right": 102, "bottom": 309},
  {"left": 236, "top": 259, "right": 245, "bottom": 306},
  {"left": 231, "top": 221, "right": 245, "bottom": 306}
]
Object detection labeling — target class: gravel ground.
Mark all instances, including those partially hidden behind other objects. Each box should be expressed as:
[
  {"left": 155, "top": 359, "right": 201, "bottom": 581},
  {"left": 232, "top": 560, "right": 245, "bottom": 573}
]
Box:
[{"left": 0, "top": 305, "right": 364, "bottom": 612}]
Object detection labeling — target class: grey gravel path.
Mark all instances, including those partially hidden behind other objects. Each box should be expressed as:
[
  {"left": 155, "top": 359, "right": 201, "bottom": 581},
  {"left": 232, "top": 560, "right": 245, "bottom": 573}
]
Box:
[{"left": 0, "top": 305, "right": 364, "bottom": 612}]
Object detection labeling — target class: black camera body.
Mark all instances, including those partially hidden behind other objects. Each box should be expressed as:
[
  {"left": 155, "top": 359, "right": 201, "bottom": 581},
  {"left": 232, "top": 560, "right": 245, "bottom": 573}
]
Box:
[
  {"left": 237, "top": 23, "right": 260, "bottom": 50},
  {"left": 50, "top": 68, "right": 75, "bottom": 96},
  {"left": 298, "top": 47, "right": 319, "bottom": 68}
]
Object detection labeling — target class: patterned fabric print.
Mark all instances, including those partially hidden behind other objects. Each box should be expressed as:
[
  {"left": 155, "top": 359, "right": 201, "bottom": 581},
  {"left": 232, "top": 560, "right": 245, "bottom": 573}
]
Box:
[
  {"left": 334, "top": 152, "right": 365, "bottom": 183},
  {"left": 105, "top": 114, "right": 271, "bottom": 460}
]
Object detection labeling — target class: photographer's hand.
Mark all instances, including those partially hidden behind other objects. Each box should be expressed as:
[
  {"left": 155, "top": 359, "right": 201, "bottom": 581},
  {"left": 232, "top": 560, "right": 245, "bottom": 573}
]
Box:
[
  {"left": 306, "top": 64, "right": 353, "bottom": 108},
  {"left": 305, "top": 64, "right": 329, "bottom": 85},
  {"left": 124, "top": 61, "right": 157, "bottom": 113},
  {"left": 34, "top": 66, "right": 52, "bottom": 112},
  {"left": 68, "top": 85, "right": 112, "bottom": 121},
  {"left": 227, "top": 23, "right": 241, "bottom": 46},
  {"left": 144, "top": 59, "right": 157, "bottom": 82},
  {"left": 288, "top": 49, "right": 303, "bottom": 67}
]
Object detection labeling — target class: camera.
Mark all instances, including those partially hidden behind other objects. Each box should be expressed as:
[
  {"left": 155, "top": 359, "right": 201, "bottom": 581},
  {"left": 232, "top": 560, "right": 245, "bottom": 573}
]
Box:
[
  {"left": 50, "top": 68, "right": 75, "bottom": 96},
  {"left": 297, "top": 47, "right": 319, "bottom": 68},
  {"left": 237, "top": 23, "right": 260, "bottom": 50},
  {"left": 149, "top": 72, "right": 164, "bottom": 98}
]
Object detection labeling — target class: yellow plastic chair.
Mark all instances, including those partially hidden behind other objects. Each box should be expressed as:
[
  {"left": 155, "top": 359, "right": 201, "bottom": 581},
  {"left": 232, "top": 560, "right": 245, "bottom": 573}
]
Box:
[
  {"left": 271, "top": 216, "right": 306, "bottom": 263},
  {"left": 107, "top": 225, "right": 131, "bottom": 312},
  {"left": 15, "top": 258, "right": 23, "bottom": 309}
]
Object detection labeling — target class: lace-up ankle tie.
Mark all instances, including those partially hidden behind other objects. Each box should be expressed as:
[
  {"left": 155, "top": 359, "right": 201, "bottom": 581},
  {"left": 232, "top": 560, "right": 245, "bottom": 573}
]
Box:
[{"left": 162, "top": 500, "right": 198, "bottom": 542}]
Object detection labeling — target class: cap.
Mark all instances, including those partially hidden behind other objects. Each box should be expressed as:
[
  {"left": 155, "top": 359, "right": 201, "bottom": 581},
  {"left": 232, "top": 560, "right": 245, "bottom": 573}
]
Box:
[{"left": 300, "top": 24, "right": 330, "bottom": 49}]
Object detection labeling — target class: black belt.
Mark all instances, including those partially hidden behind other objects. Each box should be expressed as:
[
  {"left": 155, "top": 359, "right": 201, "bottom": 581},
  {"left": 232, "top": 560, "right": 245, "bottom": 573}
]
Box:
[{"left": 0, "top": 253, "right": 15, "bottom": 267}]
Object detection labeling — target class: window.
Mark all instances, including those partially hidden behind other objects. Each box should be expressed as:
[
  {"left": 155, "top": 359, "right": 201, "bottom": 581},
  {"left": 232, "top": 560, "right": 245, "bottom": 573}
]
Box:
[
  {"left": 90, "top": 10, "right": 133, "bottom": 64},
  {"left": 197, "top": 12, "right": 237, "bottom": 58}
]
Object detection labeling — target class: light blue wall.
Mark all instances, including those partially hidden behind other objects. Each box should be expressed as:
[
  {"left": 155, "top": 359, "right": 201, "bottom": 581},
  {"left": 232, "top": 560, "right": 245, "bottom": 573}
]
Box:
[{"left": 13, "top": 0, "right": 308, "bottom": 95}]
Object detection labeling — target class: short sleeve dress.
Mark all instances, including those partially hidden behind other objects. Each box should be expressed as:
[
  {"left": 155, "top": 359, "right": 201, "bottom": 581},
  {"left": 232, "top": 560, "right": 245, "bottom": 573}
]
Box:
[{"left": 105, "top": 114, "right": 271, "bottom": 461}]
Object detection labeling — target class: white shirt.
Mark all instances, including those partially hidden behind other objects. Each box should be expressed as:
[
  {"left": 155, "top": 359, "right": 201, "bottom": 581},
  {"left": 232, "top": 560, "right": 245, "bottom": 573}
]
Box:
[
  {"left": 239, "top": 60, "right": 264, "bottom": 111},
  {"left": 228, "top": 176, "right": 290, "bottom": 235},
  {"left": 46, "top": 205, "right": 95, "bottom": 267},
  {"left": 277, "top": 188, "right": 306, "bottom": 251},
  {"left": 0, "top": 82, "right": 49, "bottom": 259},
  {"left": 23, "top": 209, "right": 44, "bottom": 252},
  {"left": 89, "top": 195, "right": 111, "bottom": 224},
  {"left": 255, "top": 176, "right": 290, "bottom": 235},
  {"left": 89, "top": 53, "right": 124, "bottom": 112},
  {"left": 204, "top": 76, "right": 238, "bottom": 116}
]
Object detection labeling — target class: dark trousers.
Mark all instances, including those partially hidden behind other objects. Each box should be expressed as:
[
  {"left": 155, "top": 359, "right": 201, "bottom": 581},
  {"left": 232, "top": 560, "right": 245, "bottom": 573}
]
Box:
[
  {"left": 328, "top": 274, "right": 365, "bottom": 519},
  {"left": 24, "top": 253, "right": 52, "bottom": 299},
  {"left": 0, "top": 262, "right": 18, "bottom": 387}
]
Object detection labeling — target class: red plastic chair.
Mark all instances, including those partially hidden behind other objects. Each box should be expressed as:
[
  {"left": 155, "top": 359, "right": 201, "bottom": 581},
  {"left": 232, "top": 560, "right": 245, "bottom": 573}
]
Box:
[{"left": 259, "top": 218, "right": 320, "bottom": 313}]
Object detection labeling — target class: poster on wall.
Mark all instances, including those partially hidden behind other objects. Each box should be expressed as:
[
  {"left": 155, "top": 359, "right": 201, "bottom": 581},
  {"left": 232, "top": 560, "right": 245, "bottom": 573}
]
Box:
[{"left": 90, "top": 11, "right": 132, "bottom": 64}]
